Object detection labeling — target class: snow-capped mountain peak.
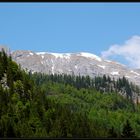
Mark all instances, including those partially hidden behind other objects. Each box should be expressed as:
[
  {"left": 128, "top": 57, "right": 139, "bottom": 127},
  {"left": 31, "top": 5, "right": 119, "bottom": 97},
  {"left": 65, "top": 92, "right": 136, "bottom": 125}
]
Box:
[{"left": 11, "top": 49, "right": 140, "bottom": 87}]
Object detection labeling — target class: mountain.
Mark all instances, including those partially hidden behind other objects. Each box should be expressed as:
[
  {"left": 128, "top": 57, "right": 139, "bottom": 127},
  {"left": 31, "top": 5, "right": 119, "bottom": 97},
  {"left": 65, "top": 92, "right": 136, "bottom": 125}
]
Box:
[{"left": 10, "top": 49, "right": 140, "bottom": 87}]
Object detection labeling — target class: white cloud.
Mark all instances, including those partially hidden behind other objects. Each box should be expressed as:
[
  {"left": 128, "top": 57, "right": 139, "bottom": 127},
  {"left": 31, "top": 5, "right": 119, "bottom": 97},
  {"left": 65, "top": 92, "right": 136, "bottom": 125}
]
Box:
[{"left": 101, "top": 35, "right": 140, "bottom": 68}]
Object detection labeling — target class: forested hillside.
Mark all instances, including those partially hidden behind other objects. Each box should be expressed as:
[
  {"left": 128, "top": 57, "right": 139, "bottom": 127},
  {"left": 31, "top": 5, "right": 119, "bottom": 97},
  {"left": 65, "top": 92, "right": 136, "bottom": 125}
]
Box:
[
  {"left": 0, "top": 49, "right": 140, "bottom": 138},
  {"left": 31, "top": 72, "right": 140, "bottom": 103}
]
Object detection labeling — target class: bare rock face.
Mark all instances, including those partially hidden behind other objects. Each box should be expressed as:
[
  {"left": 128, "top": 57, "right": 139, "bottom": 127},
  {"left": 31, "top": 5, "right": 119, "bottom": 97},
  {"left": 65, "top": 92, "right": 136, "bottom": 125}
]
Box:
[{"left": 11, "top": 50, "right": 140, "bottom": 87}]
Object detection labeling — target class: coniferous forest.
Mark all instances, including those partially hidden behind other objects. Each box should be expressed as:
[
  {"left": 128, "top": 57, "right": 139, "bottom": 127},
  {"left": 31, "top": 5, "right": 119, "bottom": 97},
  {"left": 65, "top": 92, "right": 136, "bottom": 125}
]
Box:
[{"left": 1, "top": 49, "right": 140, "bottom": 138}]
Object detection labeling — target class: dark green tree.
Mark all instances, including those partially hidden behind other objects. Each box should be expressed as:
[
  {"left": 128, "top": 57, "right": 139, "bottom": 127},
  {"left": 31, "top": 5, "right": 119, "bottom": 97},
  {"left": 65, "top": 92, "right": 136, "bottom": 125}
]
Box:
[
  {"left": 108, "top": 126, "right": 117, "bottom": 138},
  {"left": 121, "top": 120, "right": 136, "bottom": 138}
]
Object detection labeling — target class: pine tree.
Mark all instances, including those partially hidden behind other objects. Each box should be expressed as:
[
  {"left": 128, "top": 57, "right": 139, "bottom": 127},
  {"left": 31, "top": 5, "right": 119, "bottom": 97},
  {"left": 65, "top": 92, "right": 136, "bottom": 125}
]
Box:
[
  {"left": 108, "top": 126, "right": 117, "bottom": 138},
  {"left": 121, "top": 120, "right": 136, "bottom": 138}
]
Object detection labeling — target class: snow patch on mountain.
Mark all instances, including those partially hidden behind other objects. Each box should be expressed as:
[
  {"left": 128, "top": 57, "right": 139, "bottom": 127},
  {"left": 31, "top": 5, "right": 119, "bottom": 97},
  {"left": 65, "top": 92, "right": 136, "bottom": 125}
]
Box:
[
  {"left": 79, "top": 52, "right": 102, "bottom": 61},
  {"left": 29, "top": 52, "right": 33, "bottom": 55},
  {"left": 36, "top": 52, "right": 46, "bottom": 55},
  {"left": 130, "top": 70, "right": 140, "bottom": 76},
  {"left": 41, "top": 55, "right": 44, "bottom": 59},
  {"left": 52, "top": 66, "right": 54, "bottom": 74},
  {"left": 75, "top": 65, "right": 78, "bottom": 69},
  {"left": 125, "top": 76, "right": 130, "bottom": 78},
  {"left": 98, "top": 65, "right": 105, "bottom": 69},
  {"left": 111, "top": 71, "right": 119, "bottom": 75},
  {"left": 50, "top": 53, "right": 71, "bottom": 59}
]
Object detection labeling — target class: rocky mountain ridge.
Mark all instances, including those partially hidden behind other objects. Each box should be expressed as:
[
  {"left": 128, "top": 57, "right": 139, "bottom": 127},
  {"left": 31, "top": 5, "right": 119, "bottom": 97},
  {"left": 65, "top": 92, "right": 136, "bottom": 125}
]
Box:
[{"left": 10, "top": 49, "right": 140, "bottom": 87}]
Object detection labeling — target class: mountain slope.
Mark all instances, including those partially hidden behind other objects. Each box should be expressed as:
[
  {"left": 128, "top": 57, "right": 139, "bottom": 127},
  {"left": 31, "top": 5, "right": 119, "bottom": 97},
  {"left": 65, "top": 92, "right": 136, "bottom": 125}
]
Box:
[{"left": 11, "top": 50, "right": 140, "bottom": 86}]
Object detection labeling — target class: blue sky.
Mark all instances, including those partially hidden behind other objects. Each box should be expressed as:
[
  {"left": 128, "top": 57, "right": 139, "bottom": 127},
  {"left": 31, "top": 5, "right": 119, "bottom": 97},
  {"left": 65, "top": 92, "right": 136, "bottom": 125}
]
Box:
[{"left": 1, "top": 3, "right": 140, "bottom": 68}]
